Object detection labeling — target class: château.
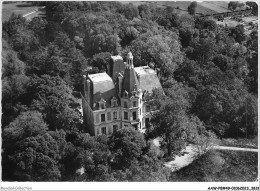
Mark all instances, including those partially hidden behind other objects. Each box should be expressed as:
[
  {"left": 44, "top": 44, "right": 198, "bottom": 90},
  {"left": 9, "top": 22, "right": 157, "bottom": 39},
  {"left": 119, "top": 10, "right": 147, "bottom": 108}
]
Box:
[{"left": 82, "top": 52, "right": 162, "bottom": 136}]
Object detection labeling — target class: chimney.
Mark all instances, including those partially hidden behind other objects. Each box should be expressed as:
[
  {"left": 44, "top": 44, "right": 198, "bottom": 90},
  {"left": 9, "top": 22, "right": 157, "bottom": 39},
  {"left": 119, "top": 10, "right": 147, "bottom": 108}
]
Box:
[
  {"left": 111, "top": 55, "right": 124, "bottom": 81},
  {"left": 86, "top": 79, "right": 92, "bottom": 106},
  {"left": 83, "top": 75, "right": 87, "bottom": 98},
  {"left": 118, "top": 73, "right": 123, "bottom": 96}
]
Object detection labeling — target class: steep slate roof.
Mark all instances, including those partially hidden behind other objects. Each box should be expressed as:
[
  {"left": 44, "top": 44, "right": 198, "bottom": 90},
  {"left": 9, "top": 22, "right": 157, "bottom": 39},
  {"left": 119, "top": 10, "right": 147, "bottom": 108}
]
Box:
[
  {"left": 122, "top": 66, "right": 140, "bottom": 97},
  {"left": 88, "top": 72, "right": 116, "bottom": 110},
  {"left": 134, "top": 66, "right": 162, "bottom": 93}
]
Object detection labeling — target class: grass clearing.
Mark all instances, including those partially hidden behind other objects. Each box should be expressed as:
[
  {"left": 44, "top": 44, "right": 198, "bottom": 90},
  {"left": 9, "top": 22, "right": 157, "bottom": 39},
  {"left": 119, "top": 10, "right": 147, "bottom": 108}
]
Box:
[
  {"left": 120, "top": 1, "right": 235, "bottom": 16},
  {"left": 170, "top": 150, "right": 258, "bottom": 182},
  {"left": 2, "top": 2, "right": 42, "bottom": 22},
  {"left": 153, "top": 1, "right": 218, "bottom": 15},
  {"left": 199, "top": 2, "right": 230, "bottom": 13}
]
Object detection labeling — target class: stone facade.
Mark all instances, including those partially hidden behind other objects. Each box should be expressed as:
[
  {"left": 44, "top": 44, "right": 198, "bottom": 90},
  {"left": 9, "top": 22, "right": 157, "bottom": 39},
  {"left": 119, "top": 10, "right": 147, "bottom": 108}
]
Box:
[{"left": 82, "top": 52, "right": 162, "bottom": 136}]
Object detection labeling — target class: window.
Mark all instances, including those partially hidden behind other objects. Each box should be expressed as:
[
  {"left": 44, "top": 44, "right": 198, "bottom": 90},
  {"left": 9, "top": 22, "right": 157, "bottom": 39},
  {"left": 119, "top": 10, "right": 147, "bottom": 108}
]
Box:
[
  {"left": 113, "top": 100, "right": 117, "bottom": 107},
  {"left": 146, "top": 105, "right": 151, "bottom": 112},
  {"left": 133, "top": 111, "right": 137, "bottom": 120},
  {"left": 140, "top": 108, "right": 141, "bottom": 115},
  {"left": 133, "top": 101, "right": 137, "bottom": 107},
  {"left": 101, "top": 114, "right": 105, "bottom": 122},
  {"left": 101, "top": 127, "right": 106, "bottom": 135},
  {"left": 124, "top": 112, "right": 128, "bottom": 120},
  {"left": 111, "top": 99, "right": 117, "bottom": 107},
  {"left": 100, "top": 103, "right": 105, "bottom": 109},
  {"left": 124, "top": 124, "right": 128, "bottom": 128},
  {"left": 124, "top": 101, "right": 127, "bottom": 108},
  {"left": 107, "top": 112, "right": 111, "bottom": 121},
  {"left": 113, "top": 125, "right": 118, "bottom": 132},
  {"left": 113, "top": 111, "right": 117, "bottom": 119}
]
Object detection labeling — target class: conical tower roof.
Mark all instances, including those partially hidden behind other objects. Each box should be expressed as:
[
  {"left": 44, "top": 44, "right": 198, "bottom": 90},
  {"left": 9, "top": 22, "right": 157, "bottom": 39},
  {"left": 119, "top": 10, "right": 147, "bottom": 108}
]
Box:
[{"left": 122, "top": 66, "right": 139, "bottom": 97}]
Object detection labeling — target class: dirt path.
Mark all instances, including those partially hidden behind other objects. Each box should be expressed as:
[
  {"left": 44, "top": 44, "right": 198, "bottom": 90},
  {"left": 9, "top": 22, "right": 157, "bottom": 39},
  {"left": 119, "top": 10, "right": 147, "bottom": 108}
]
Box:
[
  {"left": 164, "top": 144, "right": 199, "bottom": 172},
  {"left": 22, "top": 6, "right": 45, "bottom": 20},
  {"left": 212, "top": 145, "right": 258, "bottom": 152}
]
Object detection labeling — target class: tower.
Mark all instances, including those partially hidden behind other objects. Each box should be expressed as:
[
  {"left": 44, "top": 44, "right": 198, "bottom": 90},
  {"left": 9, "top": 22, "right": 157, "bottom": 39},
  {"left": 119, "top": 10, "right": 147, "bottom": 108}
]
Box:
[
  {"left": 126, "top": 52, "right": 134, "bottom": 69},
  {"left": 122, "top": 52, "right": 139, "bottom": 97}
]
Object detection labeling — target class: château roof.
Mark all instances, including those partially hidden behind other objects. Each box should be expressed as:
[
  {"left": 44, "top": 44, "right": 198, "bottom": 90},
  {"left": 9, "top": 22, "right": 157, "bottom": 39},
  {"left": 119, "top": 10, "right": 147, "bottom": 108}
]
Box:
[
  {"left": 88, "top": 72, "right": 116, "bottom": 110},
  {"left": 122, "top": 66, "right": 140, "bottom": 97},
  {"left": 134, "top": 66, "right": 162, "bottom": 93}
]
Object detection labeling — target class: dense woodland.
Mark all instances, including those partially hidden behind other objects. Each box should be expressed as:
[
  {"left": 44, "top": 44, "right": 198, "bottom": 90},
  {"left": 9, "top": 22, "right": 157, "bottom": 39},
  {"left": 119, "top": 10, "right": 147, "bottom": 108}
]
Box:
[{"left": 2, "top": 1, "right": 258, "bottom": 181}]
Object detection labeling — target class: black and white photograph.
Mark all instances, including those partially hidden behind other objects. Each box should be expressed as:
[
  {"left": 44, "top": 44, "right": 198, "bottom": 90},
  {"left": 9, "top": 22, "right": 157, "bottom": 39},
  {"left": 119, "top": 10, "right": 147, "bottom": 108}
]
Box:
[{"left": 1, "top": 0, "right": 258, "bottom": 190}]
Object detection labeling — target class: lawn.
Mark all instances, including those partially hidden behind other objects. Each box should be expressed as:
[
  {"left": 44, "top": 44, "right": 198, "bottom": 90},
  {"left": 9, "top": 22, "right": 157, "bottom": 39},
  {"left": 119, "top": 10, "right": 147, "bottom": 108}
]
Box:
[
  {"left": 170, "top": 150, "right": 258, "bottom": 181},
  {"left": 2, "top": 1, "right": 42, "bottom": 22},
  {"left": 199, "top": 1, "right": 230, "bottom": 13},
  {"left": 120, "top": 1, "right": 233, "bottom": 16}
]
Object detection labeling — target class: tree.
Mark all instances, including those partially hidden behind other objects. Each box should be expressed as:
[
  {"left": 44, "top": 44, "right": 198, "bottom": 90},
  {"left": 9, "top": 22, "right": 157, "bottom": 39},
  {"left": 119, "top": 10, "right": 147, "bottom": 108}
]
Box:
[
  {"left": 3, "top": 13, "right": 27, "bottom": 37},
  {"left": 188, "top": 37, "right": 217, "bottom": 65},
  {"left": 186, "top": 116, "right": 219, "bottom": 156},
  {"left": 230, "top": 24, "right": 246, "bottom": 43},
  {"left": 2, "top": 111, "right": 48, "bottom": 180},
  {"left": 179, "top": 26, "right": 196, "bottom": 48},
  {"left": 2, "top": 39, "right": 26, "bottom": 78},
  {"left": 28, "top": 17, "right": 48, "bottom": 45},
  {"left": 195, "top": 17, "right": 217, "bottom": 31},
  {"left": 4, "top": 132, "right": 65, "bottom": 181},
  {"left": 70, "top": 133, "right": 113, "bottom": 181},
  {"left": 123, "top": 3, "right": 139, "bottom": 20},
  {"left": 90, "top": 52, "right": 112, "bottom": 72},
  {"left": 213, "top": 54, "right": 230, "bottom": 72},
  {"left": 83, "top": 23, "right": 121, "bottom": 57},
  {"left": 228, "top": 1, "right": 239, "bottom": 11},
  {"left": 188, "top": 1, "right": 197, "bottom": 15},
  {"left": 130, "top": 32, "right": 183, "bottom": 79},
  {"left": 3, "top": 111, "right": 48, "bottom": 147},
  {"left": 2, "top": 40, "right": 30, "bottom": 126},
  {"left": 11, "top": 27, "right": 39, "bottom": 55},
  {"left": 146, "top": 82, "right": 191, "bottom": 157},
  {"left": 138, "top": 4, "right": 152, "bottom": 19},
  {"left": 119, "top": 26, "right": 139, "bottom": 47},
  {"left": 246, "top": 1, "right": 258, "bottom": 15},
  {"left": 109, "top": 128, "right": 146, "bottom": 169},
  {"left": 27, "top": 75, "right": 81, "bottom": 131},
  {"left": 108, "top": 128, "right": 170, "bottom": 181},
  {"left": 232, "top": 94, "right": 258, "bottom": 138}
]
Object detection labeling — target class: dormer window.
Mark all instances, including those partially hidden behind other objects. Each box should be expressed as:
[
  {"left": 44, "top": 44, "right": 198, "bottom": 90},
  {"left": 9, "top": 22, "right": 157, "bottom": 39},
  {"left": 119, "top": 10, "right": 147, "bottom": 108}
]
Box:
[
  {"left": 100, "top": 103, "right": 105, "bottom": 109},
  {"left": 98, "top": 98, "right": 106, "bottom": 110},
  {"left": 111, "top": 97, "right": 117, "bottom": 107}
]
